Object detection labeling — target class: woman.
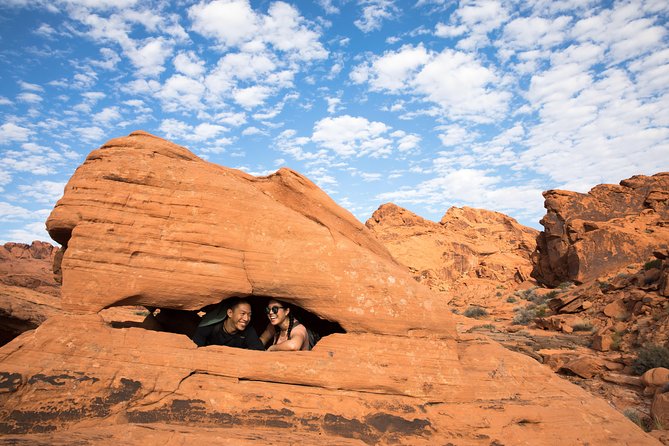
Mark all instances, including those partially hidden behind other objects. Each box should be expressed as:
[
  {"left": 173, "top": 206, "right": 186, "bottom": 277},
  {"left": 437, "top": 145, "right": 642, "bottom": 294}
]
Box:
[{"left": 260, "top": 299, "right": 310, "bottom": 351}]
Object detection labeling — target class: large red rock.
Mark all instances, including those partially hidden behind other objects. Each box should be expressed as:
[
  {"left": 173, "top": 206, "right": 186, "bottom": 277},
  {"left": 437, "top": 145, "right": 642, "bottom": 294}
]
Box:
[
  {"left": 365, "top": 203, "right": 538, "bottom": 309},
  {"left": 46, "top": 131, "right": 445, "bottom": 336},
  {"left": 0, "top": 314, "right": 659, "bottom": 445},
  {"left": 532, "top": 173, "right": 669, "bottom": 287}
]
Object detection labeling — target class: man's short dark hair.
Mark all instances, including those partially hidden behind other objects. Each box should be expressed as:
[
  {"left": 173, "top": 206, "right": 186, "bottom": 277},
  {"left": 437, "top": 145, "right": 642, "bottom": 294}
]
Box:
[{"left": 226, "top": 296, "right": 251, "bottom": 311}]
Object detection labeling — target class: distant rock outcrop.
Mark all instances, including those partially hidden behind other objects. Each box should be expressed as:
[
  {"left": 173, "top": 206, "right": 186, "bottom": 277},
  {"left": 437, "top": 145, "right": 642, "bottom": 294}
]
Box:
[
  {"left": 0, "top": 241, "right": 63, "bottom": 344},
  {"left": 532, "top": 173, "right": 669, "bottom": 287},
  {"left": 366, "top": 203, "right": 538, "bottom": 308},
  {"left": 0, "top": 132, "right": 658, "bottom": 444}
]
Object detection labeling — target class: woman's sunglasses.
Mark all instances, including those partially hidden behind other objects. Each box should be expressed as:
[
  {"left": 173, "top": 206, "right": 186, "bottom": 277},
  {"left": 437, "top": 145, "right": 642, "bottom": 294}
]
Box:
[{"left": 265, "top": 306, "right": 284, "bottom": 315}]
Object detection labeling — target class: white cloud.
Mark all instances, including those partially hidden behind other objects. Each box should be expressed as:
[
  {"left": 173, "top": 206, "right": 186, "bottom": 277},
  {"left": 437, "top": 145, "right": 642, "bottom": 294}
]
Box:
[
  {"left": 0, "top": 97, "right": 12, "bottom": 106},
  {"left": 326, "top": 96, "right": 341, "bottom": 114},
  {"left": 1, "top": 221, "right": 52, "bottom": 244},
  {"left": 437, "top": 124, "right": 477, "bottom": 147},
  {"left": 312, "top": 115, "right": 391, "bottom": 157},
  {"left": 233, "top": 85, "right": 272, "bottom": 109},
  {"left": 174, "top": 51, "right": 206, "bottom": 77},
  {"left": 159, "top": 119, "right": 229, "bottom": 142},
  {"left": 17, "top": 92, "right": 43, "bottom": 103},
  {"left": 351, "top": 44, "right": 430, "bottom": 90},
  {"left": 2, "top": 142, "right": 78, "bottom": 175},
  {"left": 189, "top": 0, "right": 259, "bottom": 48},
  {"left": 352, "top": 45, "right": 510, "bottom": 121},
  {"left": 159, "top": 74, "right": 206, "bottom": 111},
  {"left": 75, "top": 126, "right": 105, "bottom": 142},
  {"left": 502, "top": 16, "right": 572, "bottom": 51},
  {"left": 354, "top": 0, "right": 399, "bottom": 33},
  {"left": 18, "top": 81, "right": 44, "bottom": 92},
  {"left": 189, "top": 0, "right": 326, "bottom": 61},
  {"left": 91, "top": 47, "right": 121, "bottom": 69},
  {"left": 242, "top": 126, "right": 264, "bottom": 136},
  {"left": 318, "top": 0, "right": 339, "bottom": 14},
  {"left": 18, "top": 181, "right": 66, "bottom": 204},
  {"left": 376, "top": 168, "right": 545, "bottom": 222},
  {"left": 93, "top": 106, "right": 122, "bottom": 125},
  {"left": 0, "top": 123, "right": 32, "bottom": 143},
  {"left": 437, "top": 0, "right": 509, "bottom": 49},
  {"left": 126, "top": 37, "right": 173, "bottom": 77},
  {"left": 0, "top": 201, "right": 35, "bottom": 221}
]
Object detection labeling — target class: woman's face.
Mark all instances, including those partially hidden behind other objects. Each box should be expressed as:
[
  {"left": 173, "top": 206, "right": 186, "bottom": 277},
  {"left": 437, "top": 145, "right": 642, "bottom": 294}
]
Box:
[{"left": 266, "top": 300, "right": 288, "bottom": 326}]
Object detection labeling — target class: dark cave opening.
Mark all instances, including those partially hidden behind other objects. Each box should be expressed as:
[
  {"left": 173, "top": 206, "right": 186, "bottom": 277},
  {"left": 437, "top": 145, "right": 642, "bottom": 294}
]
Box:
[{"left": 113, "top": 296, "right": 346, "bottom": 350}]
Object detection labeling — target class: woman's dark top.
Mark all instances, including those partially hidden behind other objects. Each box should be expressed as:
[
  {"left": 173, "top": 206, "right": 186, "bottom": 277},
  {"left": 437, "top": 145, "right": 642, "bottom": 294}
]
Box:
[{"left": 192, "top": 320, "right": 265, "bottom": 350}]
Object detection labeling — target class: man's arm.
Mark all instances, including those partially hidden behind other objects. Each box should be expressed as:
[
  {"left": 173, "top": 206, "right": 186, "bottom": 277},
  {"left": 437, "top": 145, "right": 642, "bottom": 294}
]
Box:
[{"left": 191, "top": 324, "right": 214, "bottom": 347}]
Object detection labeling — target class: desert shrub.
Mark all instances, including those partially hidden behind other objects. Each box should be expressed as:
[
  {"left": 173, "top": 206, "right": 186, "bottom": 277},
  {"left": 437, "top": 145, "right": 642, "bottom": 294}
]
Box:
[
  {"left": 632, "top": 344, "right": 669, "bottom": 375},
  {"left": 506, "top": 296, "right": 516, "bottom": 303},
  {"left": 545, "top": 290, "right": 560, "bottom": 300},
  {"left": 496, "top": 291, "right": 503, "bottom": 297},
  {"left": 558, "top": 281, "right": 573, "bottom": 290},
  {"left": 624, "top": 409, "right": 651, "bottom": 432},
  {"left": 572, "top": 322, "right": 594, "bottom": 332},
  {"left": 611, "top": 331, "right": 624, "bottom": 351},
  {"left": 643, "top": 259, "right": 662, "bottom": 270},
  {"left": 512, "top": 303, "right": 545, "bottom": 325},
  {"left": 463, "top": 306, "right": 488, "bottom": 319}
]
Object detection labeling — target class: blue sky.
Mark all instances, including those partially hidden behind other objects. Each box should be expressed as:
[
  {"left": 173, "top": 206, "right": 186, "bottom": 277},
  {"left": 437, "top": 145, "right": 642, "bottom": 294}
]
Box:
[{"left": 1, "top": 0, "right": 668, "bottom": 244}]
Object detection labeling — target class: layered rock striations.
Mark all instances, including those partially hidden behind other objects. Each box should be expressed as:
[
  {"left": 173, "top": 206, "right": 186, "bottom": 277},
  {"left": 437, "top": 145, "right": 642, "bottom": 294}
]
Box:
[
  {"left": 0, "top": 132, "right": 659, "bottom": 444},
  {"left": 532, "top": 173, "right": 669, "bottom": 287},
  {"left": 366, "top": 203, "right": 538, "bottom": 308}
]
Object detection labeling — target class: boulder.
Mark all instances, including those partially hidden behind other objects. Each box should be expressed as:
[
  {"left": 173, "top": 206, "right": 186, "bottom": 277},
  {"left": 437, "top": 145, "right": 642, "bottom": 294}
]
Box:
[
  {"left": 642, "top": 367, "right": 669, "bottom": 388},
  {"left": 652, "top": 391, "right": 669, "bottom": 429},
  {"left": 531, "top": 173, "right": 669, "bottom": 287},
  {"left": 45, "top": 131, "right": 446, "bottom": 337}
]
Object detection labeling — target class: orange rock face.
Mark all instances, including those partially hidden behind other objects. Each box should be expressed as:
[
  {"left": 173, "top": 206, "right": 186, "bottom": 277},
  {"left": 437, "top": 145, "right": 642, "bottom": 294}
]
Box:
[
  {"left": 0, "top": 132, "right": 659, "bottom": 444},
  {"left": 0, "top": 314, "right": 659, "bottom": 445},
  {"left": 46, "top": 131, "right": 447, "bottom": 336},
  {"left": 366, "top": 203, "right": 538, "bottom": 309},
  {"left": 532, "top": 173, "right": 669, "bottom": 287},
  {"left": 0, "top": 241, "right": 63, "bottom": 344}
]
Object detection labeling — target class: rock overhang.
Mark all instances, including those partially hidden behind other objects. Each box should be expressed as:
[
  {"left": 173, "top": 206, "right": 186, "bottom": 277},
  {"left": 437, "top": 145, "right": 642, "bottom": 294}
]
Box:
[{"left": 46, "top": 131, "right": 454, "bottom": 338}]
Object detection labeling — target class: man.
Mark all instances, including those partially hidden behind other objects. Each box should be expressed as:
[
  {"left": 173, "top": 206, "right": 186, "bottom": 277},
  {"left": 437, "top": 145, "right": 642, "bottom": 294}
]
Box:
[{"left": 191, "top": 297, "right": 265, "bottom": 350}]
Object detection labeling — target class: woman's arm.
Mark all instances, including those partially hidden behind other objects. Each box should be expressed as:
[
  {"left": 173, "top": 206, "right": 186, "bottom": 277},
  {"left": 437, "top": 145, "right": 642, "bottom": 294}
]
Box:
[
  {"left": 259, "top": 324, "right": 275, "bottom": 346},
  {"left": 267, "top": 325, "right": 307, "bottom": 351}
]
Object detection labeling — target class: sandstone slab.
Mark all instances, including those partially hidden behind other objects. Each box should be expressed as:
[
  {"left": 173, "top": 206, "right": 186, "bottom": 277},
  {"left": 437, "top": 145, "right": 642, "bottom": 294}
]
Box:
[{"left": 0, "top": 314, "right": 659, "bottom": 445}]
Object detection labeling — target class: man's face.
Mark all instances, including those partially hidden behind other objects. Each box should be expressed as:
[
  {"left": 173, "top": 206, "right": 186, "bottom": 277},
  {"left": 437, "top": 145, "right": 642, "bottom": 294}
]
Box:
[{"left": 227, "top": 302, "right": 252, "bottom": 332}]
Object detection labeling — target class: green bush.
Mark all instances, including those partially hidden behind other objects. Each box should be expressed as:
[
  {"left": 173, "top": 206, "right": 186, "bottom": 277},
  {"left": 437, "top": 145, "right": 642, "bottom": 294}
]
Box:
[
  {"left": 506, "top": 296, "right": 517, "bottom": 303},
  {"left": 632, "top": 344, "right": 669, "bottom": 375},
  {"left": 644, "top": 259, "right": 662, "bottom": 270},
  {"left": 572, "top": 322, "right": 594, "bottom": 332},
  {"left": 463, "top": 306, "right": 488, "bottom": 319},
  {"left": 512, "top": 304, "right": 544, "bottom": 325}
]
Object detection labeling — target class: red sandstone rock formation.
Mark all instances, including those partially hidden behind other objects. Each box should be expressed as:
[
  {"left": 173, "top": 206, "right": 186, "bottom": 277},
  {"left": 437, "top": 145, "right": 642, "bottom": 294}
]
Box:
[
  {"left": 0, "top": 132, "right": 659, "bottom": 444},
  {"left": 366, "top": 203, "right": 538, "bottom": 309},
  {"left": 0, "top": 241, "right": 63, "bottom": 344},
  {"left": 532, "top": 173, "right": 669, "bottom": 287},
  {"left": 0, "top": 241, "right": 59, "bottom": 294}
]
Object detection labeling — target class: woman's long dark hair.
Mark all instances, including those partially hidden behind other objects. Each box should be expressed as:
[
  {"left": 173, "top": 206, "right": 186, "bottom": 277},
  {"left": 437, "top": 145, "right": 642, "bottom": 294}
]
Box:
[{"left": 273, "top": 300, "right": 296, "bottom": 343}]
